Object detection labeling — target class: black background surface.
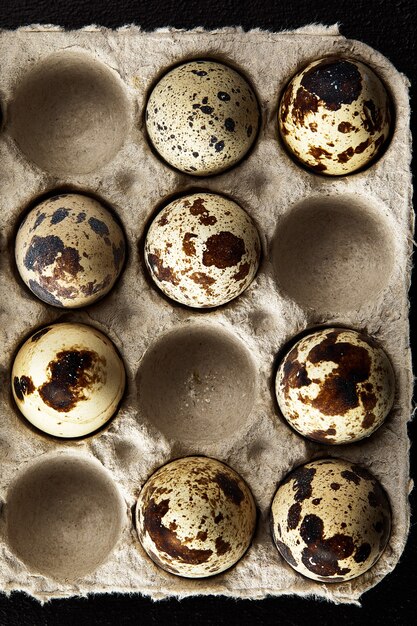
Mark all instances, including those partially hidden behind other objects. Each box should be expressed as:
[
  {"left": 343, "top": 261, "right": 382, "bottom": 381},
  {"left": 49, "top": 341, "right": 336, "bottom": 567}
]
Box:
[{"left": 0, "top": 1, "right": 416, "bottom": 625}]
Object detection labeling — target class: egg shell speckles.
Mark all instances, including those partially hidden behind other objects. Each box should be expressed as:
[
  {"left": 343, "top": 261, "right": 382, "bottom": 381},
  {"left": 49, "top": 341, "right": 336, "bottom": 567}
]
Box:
[
  {"left": 144, "top": 193, "right": 260, "bottom": 308},
  {"left": 136, "top": 456, "right": 257, "bottom": 578},
  {"left": 275, "top": 328, "right": 395, "bottom": 445},
  {"left": 145, "top": 60, "right": 260, "bottom": 176},
  {"left": 270, "top": 458, "right": 391, "bottom": 582},
  {"left": 279, "top": 57, "right": 392, "bottom": 175},
  {"left": 12, "top": 323, "right": 126, "bottom": 438},
  {"left": 15, "top": 193, "right": 126, "bottom": 308}
]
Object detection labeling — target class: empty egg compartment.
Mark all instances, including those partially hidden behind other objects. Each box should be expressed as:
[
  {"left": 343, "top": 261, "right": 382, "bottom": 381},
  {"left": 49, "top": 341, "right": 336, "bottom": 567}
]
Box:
[
  {"left": 5, "top": 452, "right": 128, "bottom": 583},
  {"left": 271, "top": 193, "right": 402, "bottom": 315},
  {"left": 0, "top": 26, "right": 413, "bottom": 603},
  {"left": 8, "top": 50, "right": 132, "bottom": 176},
  {"left": 136, "top": 322, "right": 259, "bottom": 447}
]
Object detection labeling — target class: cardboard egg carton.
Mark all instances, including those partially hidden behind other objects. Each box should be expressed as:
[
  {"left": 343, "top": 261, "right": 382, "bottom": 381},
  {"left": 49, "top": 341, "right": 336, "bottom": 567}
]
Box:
[{"left": 0, "top": 24, "right": 412, "bottom": 603}]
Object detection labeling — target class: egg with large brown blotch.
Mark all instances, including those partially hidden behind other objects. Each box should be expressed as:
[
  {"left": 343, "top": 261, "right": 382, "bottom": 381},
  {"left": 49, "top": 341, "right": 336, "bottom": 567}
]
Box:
[
  {"left": 15, "top": 193, "right": 126, "bottom": 308},
  {"left": 146, "top": 59, "right": 260, "bottom": 176},
  {"left": 279, "top": 57, "right": 392, "bottom": 175},
  {"left": 275, "top": 328, "right": 395, "bottom": 444},
  {"left": 145, "top": 193, "right": 260, "bottom": 308},
  {"left": 12, "top": 323, "right": 126, "bottom": 438},
  {"left": 270, "top": 458, "right": 391, "bottom": 582},
  {"left": 136, "top": 456, "right": 256, "bottom": 578}
]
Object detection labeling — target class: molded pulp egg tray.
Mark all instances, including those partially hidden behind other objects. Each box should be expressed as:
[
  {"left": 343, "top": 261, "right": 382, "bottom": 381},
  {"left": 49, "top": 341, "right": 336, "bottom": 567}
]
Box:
[{"left": 0, "top": 24, "right": 413, "bottom": 603}]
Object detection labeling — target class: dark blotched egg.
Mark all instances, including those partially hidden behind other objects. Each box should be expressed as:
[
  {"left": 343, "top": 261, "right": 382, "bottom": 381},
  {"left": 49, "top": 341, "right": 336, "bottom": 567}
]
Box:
[
  {"left": 15, "top": 193, "right": 126, "bottom": 308},
  {"left": 136, "top": 456, "right": 256, "bottom": 578},
  {"left": 279, "top": 57, "right": 392, "bottom": 175},
  {"left": 275, "top": 328, "right": 395, "bottom": 444},
  {"left": 145, "top": 192, "right": 260, "bottom": 308},
  {"left": 270, "top": 458, "right": 391, "bottom": 582}
]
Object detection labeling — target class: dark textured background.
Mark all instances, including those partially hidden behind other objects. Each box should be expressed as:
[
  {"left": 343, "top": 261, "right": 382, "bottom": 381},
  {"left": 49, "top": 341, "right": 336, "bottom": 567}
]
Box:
[{"left": 0, "top": 1, "right": 416, "bottom": 624}]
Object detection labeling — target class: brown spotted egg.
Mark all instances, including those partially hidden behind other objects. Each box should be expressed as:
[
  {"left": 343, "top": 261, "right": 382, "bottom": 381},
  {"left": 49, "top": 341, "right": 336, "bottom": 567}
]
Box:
[
  {"left": 136, "top": 456, "right": 256, "bottom": 578},
  {"left": 12, "top": 323, "right": 126, "bottom": 438},
  {"left": 270, "top": 458, "right": 391, "bottom": 582},
  {"left": 15, "top": 193, "right": 126, "bottom": 308},
  {"left": 146, "top": 59, "right": 260, "bottom": 175},
  {"left": 275, "top": 328, "right": 395, "bottom": 444},
  {"left": 145, "top": 193, "right": 260, "bottom": 308},
  {"left": 279, "top": 57, "right": 392, "bottom": 175}
]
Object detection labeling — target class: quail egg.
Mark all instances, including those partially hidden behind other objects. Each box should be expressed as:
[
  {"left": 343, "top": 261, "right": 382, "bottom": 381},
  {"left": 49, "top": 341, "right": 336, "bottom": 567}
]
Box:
[
  {"left": 275, "top": 328, "right": 395, "bottom": 444},
  {"left": 15, "top": 193, "right": 126, "bottom": 308},
  {"left": 279, "top": 57, "right": 392, "bottom": 175},
  {"left": 146, "top": 59, "right": 260, "bottom": 175},
  {"left": 270, "top": 458, "right": 391, "bottom": 582},
  {"left": 12, "top": 323, "right": 126, "bottom": 438},
  {"left": 145, "top": 192, "right": 260, "bottom": 308},
  {"left": 136, "top": 456, "right": 256, "bottom": 578}
]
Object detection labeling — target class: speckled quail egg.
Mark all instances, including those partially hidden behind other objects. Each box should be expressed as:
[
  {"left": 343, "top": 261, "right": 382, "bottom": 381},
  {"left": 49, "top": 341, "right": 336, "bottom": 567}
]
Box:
[
  {"left": 15, "top": 193, "right": 126, "bottom": 308},
  {"left": 145, "top": 192, "right": 260, "bottom": 308},
  {"left": 279, "top": 57, "right": 392, "bottom": 175},
  {"left": 12, "top": 323, "right": 126, "bottom": 438},
  {"left": 136, "top": 456, "right": 256, "bottom": 578},
  {"left": 146, "top": 59, "right": 260, "bottom": 175},
  {"left": 270, "top": 458, "right": 391, "bottom": 582},
  {"left": 275, "top": 328, "right": 395, "bottom": 445}
]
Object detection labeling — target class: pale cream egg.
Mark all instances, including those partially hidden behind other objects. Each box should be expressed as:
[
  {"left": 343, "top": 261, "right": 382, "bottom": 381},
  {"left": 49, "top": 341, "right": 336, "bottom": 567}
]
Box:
[
  {"left": 12, "top": 323, "right": 126, "bottom": 438},
  {"left": 146, "top": 59, "right": 260, "bottom": 175}
]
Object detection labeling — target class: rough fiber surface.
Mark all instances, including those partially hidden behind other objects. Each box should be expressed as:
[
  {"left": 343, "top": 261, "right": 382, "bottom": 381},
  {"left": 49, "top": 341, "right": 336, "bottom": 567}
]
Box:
[{"left": 0, "top": 25, "right": 413, "bottom": 604}]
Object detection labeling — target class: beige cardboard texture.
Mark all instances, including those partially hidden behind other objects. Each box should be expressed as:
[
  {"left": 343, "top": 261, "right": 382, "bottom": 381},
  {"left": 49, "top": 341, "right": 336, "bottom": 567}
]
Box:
[{"left": 0, "top": 25, "right": 413, "bottom": 603}]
